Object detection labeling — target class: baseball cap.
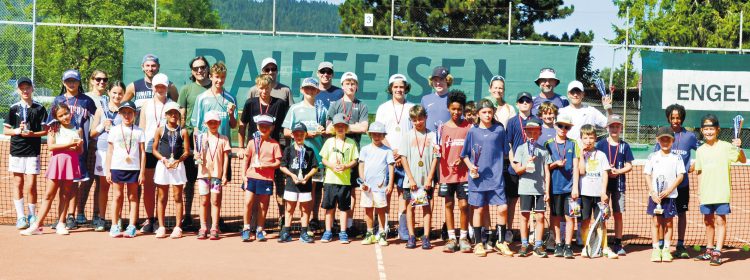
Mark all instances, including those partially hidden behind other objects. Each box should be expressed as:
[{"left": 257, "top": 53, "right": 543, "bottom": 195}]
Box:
[
  {"left": 164, "top": 103, "right": 180, "bottom": 114},
  {"left": 118, "top": 101, "right": 136, "bottom": 112},
  {"left": 388, "top": 74, "right": 407, "bottom": 85},
  {"left": 261, "top": 57, "right": 277, "bottom": 69},
  {"left": 516, "top": 92, "right": 533, "bottom": 102},
  {"left": 567, "top": 80, "right": 584, "bottom": 92},
  {"left": 607, "top": 114, "right": 624, "bottom": 126},
  {"left": 254, "top": 114, "right": 275, "bottom": 125},
  {"left": 656, "top": 126, "right": 675, "bottom": 139},
  {"left": 535, "top": 68, "right": 560, "bottom": 86},
  {"left": 62, "top": 69, "right": 81, "bottom": 81},
  {"left": 556, "top": 114, "right": 573, "bottom": 126},
  {"left": 152, "top": 73, "right": 169, "bottom": 87},
  {"left": 431, "top": 66, "right": 449, "bottom": 79},
  {"left": 701, "top": 114, "right": 720, "bottom": 128},
  {"left": 368, "top": 122, "right": 387, "bottom": 134},
  {"left": 332, "top": 113, "right": 349, "bottom": 126},
  {"left": 16, "top": 77, "right": 32, "bottom": 88},
  {"left": 525, "top": 118, "right": 542, "bottom": 128},
  {"left": 142, "top": 54, "right": 159, "bottom": 65},
  {"left": 318, "top": 61, "right": 334, "bottom": 71},
  {"left": 340, "top": 72, "right": 358, "bottom": 84},
  {"left": 204, "top": 111, "right": 222, "bottom": 123},
  {"left": 292, "top": 122, "right": 308, "bottom": 132},
  {"left": 301, "top": 77, "right": 319, "bottom": 89}
]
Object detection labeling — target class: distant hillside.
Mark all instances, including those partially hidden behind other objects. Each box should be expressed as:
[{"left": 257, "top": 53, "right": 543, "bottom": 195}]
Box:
[{"left": 211, "top": 0, "right": 341, "bottom": 33}]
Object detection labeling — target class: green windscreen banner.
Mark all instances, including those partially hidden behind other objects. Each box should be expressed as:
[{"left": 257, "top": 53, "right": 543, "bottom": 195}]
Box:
[
  {"left": 124, "top": 30, "right": 578, "bottom": 108},
  {"left": 641, "top": 51, "right": 750, "bottom": 128}
]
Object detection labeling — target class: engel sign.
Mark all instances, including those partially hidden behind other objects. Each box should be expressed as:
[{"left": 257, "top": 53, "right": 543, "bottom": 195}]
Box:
[{"left": 662, "top": 69, "right": 750, "bottom": 111}]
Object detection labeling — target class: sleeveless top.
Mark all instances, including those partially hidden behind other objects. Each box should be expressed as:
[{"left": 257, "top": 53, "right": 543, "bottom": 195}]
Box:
[
  {"left": 157, "top": 126, "right": 183, "bottom": 160},
  {"left": 133, "top": 79, "right": 152, "bottom": 109}
]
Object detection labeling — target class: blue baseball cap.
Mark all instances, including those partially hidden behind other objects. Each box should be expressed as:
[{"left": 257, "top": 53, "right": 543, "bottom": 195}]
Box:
[
  {"left": 142, "top": 54, "right": 159, "bottom": 64},
  {"left": 62, "top": 70, "right": 81, "bottom": 82},
  {"left": 16, "top": 77, "right": 32, "bottom": 88},
  {"left": 301, "top": 77, "right": 319, "bottom": 89},
  {"left": 292, "top": 122, "right": 308, "bottom": 132}
]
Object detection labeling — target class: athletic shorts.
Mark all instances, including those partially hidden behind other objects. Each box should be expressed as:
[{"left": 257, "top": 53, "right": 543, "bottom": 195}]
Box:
[
  {"left": 8, "top": 155, "right": 40, "bottom": 175},
  {"left": 322, "top": 184, "right": 352, "bottom": 211},
  {"left": 438, "top": 182, "right": 468, "bottom": 200},
  {"left": 520, "top": 194, "right": 546, "bottom": 212},
  {"left": 699, "top": 203, "right": 731, "bottom": 215},
  {"left": 274, "top": 169, "right": 285, "bottom": 195},
  {"left": 646, "top": 198, "right": 677, "bottom": 218},
  {"left": 503, "top": 172, "right": 520, "bottom": 199},
  {"left": 468, "top": 189, "right": 506, "bottom": 207},
  {"left": 145, "top": 152, "right": 158, "bottom": 169},
  {"left": 360, "top": 190, "right": 388, "bottom": 209},
  {"left": 283, "top": 190, "right": 312, "bottom": 202},
  {"left": 606, "top": 185, "right": 626, "bottom": 213},
  {"left": 581, "top": 195, "right": 601, "bottom": 221},
  {"left": 403, "top": 187, "right": 434, "bottom": 201},
  {"left": 393, "top": 166, "right": 406, "bottom": 189},
  {"left": 197, "top": 177, "right": 222, "bottom": 195},
  {"left": 245, "top": 178, "right": 273, "bottom": 195},
  {"left": 110, "top": 169, "right": 139, "bottom": 184},
  {"left": 675, "top": 187, "right": 689, "bottom": 213},
  {"left": 550, "top": 193, "right": 572, "bottom": 217}
]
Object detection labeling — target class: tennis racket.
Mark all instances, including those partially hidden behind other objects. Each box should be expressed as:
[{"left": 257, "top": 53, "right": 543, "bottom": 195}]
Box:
[
  {"left": 585, "top": 203, "right": 606, "bottom": 258},
  {"left": 594, "top": 77, "right": 609, "bottom": 98},
  {"left": 734, "top": 115, "right": 744, "bottom": 139}
]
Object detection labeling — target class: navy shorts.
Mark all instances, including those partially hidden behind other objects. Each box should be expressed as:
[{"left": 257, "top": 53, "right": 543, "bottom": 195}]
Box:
[
  {"left": 110, "top": 169, "right": 139, "bottom": 184},
  {"left": 675, "top": 187, "right": 689, "bottom": 213},
  {"left": 468, "top": 189, "right": 506, "bottom": 207},
  {"left": 581, "top": 195, "right": 601, "bottom": 221},
  {"left": 700, "top": 203, "right": 731, "bottom": 215},
  {"left": 550, "top": 193, "right": 572, "bottom": 217},
  {"left": 245, "top": 178, "right": 273, "bottom": 195},
  {"left": 520, "top": 194, "right": 546, "bottom": 212},
  {"left": 322, "top": 184, "right": 352, "bottom": 211},
  {"left": 393, "top": 166, "right": 406, "bottom": 189},
  {"left": 438, "top": 183, "right": 468, "bottom": 200},
  {"left": 646, "top": 198, "right": 678, "bottom": 218}
]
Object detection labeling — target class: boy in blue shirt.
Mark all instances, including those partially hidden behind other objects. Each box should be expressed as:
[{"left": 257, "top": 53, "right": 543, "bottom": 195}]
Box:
[
  {"left": 358, "top": 122, "right": 395, "bottom": 246},
  {"left": 544, "top": 114, "right": 579, "bottom": 258}
]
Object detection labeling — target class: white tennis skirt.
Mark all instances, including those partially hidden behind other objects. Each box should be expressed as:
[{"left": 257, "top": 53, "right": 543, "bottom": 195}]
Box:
[{"left": 154, "top": 160, "right": 187, "bottom": 185}]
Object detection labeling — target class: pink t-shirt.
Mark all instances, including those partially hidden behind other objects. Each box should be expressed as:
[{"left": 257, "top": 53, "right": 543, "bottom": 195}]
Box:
[
  {"left": 438, "top": 121, "right": 470, "bottom": 184},
  {"left": 197, "top": 134, "right": 231, "bottom": 179},
  {"left": 245, "top": 138, "right": 282, "bottom": 181}
]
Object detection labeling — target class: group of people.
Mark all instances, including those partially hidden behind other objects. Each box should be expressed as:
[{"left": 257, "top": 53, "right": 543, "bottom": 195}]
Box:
[{"left": 6, "top": 55, "right": 744, "bottom": 266}]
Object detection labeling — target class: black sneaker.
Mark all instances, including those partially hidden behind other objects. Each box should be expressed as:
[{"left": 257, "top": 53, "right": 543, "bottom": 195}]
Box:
[
  {"left": 709, "top": 250, "right": 722, "bottom": 266},
  {"left": 533, "top": 246, "right": 548, "bottom": 258},
  {"left": 421, "top": 236, "right": 432, "bottom": 250},
  {"left": 694, "top": 248, "right": 712, "bottom": 261},
  {"left": 673, "top": 245, "right": 690, "bottom": 259},
  {"left": 140, "top": 218, "right": 155, "bottom": 234},
  {"left": 517, "top": 244, "right": 530, "bottom": 257},
  {"left": 65, "top": 214, "right": 76, "bottom": 230},
  {"left": 564, "top": 246, "right": 574, "bottom": 259},
  {"left": 554, "top": 243, "right": 565, "bottom": 257},
  {"left": 406, "top": 235, "right": 417, "bottom": 249},
  {"left": 182, "top": 215, "right": 194, "bottom": 230},
  {"left": 310, "top": 219, "right": 320, "bottom": 233}
]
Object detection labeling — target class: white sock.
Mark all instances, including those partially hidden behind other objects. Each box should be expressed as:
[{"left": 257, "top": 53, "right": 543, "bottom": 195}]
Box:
[
  {"left": 14, "top": 199, "right": 25, "bottom": 218},
  {"left": 448, "top": 230, "right": 456, "bottom": 240},
  {"left": 664, "top": 238, "right": 671, "bottom": 249},
  {"left": 257, "top": 226, "right": 264, "bottom": 233},
  {"left": 243, "top": 224, "right": 250, "bottom": 230},
  {"left": 460, "top": 230, "right": 468, "bottom": 239},
  {"left": 653, "top": 243, "right": 660, "bottom": 249},
  {"left": 347, "top": 217, "right": 353, "bottom": 228},
  {"left": 367, "top": 228, "right": 374, "bottom": 233},
  {"left": 28, "top": 204, "right": 36, "bottom": 216}
]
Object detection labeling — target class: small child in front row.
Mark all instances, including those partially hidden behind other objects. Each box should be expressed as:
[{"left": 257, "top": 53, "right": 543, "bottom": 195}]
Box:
[
  {"left": 693, "top": 114, "right": 746, "bottom": 266},
  {"left": 21, "top": 103, "right": 83, "bottom": 236},
  {"left": 5, "top": 77, "right": 47, "bottom": 230},
  {"left": 578, "top": 124, "right": 616, "bottom": 259},
  {"left": 464, "top": 101, "right": 478, "bottom": 125},
  {"left": 320, "top": 113, "right": 359, "bottom": 244},
  {"left": 196, "top": 111, "right": 231, "bottom": 240},
  {"left": 278, "top": 122, "right": 318, "bottom": 243},
  {"left": 644, "top": 126, "right": 685, "bottom": 263},
  {"left": 595, "top": 114, "right": 634, "bottom": 256},
  {"left": 241, "top": 115, "right": 282, "bottom": 242},
  {"left": 104, "top": 101, "right": 145, "bottom": 238},
  {"left": 358, "top": 122, "right": 395, "bottom": 246},
  {"left": 512, "top": 118, "right": 551, "bottom": 257},
  {"left": 152, "top": 103, "right": 190, "bottom": 238}
]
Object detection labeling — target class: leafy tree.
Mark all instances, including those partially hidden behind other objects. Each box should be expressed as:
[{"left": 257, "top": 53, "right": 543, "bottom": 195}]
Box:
[
  {"left": 338, "top": 0, "right": 596, "bottom": 83},
  {"left": 211, "top": 0, "right": 341, "bottom": 33}
]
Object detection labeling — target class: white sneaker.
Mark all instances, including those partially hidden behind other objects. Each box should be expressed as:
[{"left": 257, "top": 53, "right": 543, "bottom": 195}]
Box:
[
  {"left": 155, "top": 227, "right": 167, "bottom": 238},
  {"left": 170, "top": 227, "right": 183, "bottom": 239},
  {"left": 20, "top": 225, "right": 43, "bottom": 236},
  {"left": 55, "top": 224, "right": 70, "bottom": 235},
  {"left": 603, "top": 247, "right": 619, "bottom": 259}
]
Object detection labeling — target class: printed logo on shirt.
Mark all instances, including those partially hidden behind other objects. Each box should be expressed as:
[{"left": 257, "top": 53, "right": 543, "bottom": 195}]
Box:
[{"left": 446, "top": 139, "right": 465, "bottom": 146}]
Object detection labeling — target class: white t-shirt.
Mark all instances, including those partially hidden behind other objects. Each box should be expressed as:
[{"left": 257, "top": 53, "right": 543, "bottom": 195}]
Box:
[
  {"left": 644, "top": 151, "right": 686, "bottom": 198},
  {"left": 107, "top": 124, "right": 146, "bottom": 171},
  {"left": 559, "top": 105, "right": 607, "bottom": 141},
  {"left": 579, "top": 150, "right": 610, "bottom": 197},
  {"left": 495, "top": 103, "right": 517, "bottom": 128},
  {"left": 141, "top": 98, "right": 177, "bottom": 153},
  {"left": 375, "top": 100, "right": 415, "bottom": 153}
]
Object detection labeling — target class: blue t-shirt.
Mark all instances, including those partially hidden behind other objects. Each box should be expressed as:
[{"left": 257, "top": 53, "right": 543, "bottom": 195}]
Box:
[
  {"left": 315, "top": 85, "right": 344, "bottom": 114},
  {"left": 358, "top": 144, "right": 395, "bottom": 186},
  {"left": 595, "top": 138, "right": 635, "bottom": 192},
  {"left": 532, "top": 93, "right": 569, "bottom": 116},
  {"left": 506, "top": 114, "right": 541, "bottom": 174},
  {"left": 544, "top": 138, "right": 580, "bottom": 194},
  {"left": 460, "top": 124, "right": 506, "bottom": 192},
  {"left": 47, "top": 93, "right": 97, "bottom": 146},
  {"left": 421, "top": 92, "right": 451, "bottom": 132},
  {"left": 653, "top": 127, "right": 698, "bottom": 189},
  {"left": 538, "top": 126, "right": 556, "bottom": 146}
]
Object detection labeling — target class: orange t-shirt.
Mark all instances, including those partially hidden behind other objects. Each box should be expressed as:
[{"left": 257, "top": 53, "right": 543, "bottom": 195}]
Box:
[
  {"left": 438, "top": 121, "right": 471, "bottom": 184},
  {"left": 197, "top": 134, "right": 231, "bottom": 179},
  {"left": 245, "top": 138, "right": 282, "bottom": 181}
]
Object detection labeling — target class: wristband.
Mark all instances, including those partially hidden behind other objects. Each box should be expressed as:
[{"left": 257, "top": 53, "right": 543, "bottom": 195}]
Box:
[
  {"left": 96, "top": 123, "right": 106, "bottom": 133},
  {"left": 15, "top": 128, "right": 21, "bottom": 135},
  {"left": 603, "top": 103, "right": 613, "bottom": 110}
]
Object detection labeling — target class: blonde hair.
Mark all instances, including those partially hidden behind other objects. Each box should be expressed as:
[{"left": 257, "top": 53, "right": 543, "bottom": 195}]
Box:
[
  {"left": 536, "top": 101, "right": 559, "bottom": 117},
  {"left": 210, "top": 61, "right": 227, "bottom": 75},
  {"left": 409, "top": 105, "right": 427, "bottom": 120},
  {"left": 429, "top": 74, "right": 454, "bottom": 87},
  {"left": 255, "top": 74, "right": 273, "bottom": 89},
  {"left": 580, "top": 124, "right": 596, "bottom": 138}
]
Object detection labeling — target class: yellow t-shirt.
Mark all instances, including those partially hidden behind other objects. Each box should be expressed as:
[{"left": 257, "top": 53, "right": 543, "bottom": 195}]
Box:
[
  {"left": 320, "top": 137, "right": 359, "bottom": 185},
  {"left": 695, "top": 140, "right": 739, "bottom": 205}
]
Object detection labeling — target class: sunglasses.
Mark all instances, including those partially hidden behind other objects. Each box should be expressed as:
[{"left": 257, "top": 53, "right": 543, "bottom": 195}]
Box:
[
  {"left": 319, "top": 69, "right": 333, "bottom": 75},
  {"left": 263, "top": 67, "right": 278, "bottom": 73},
  {"left": 191, "top": 65, "right": 207, "bottom": 71},
  {"left": 94, "top": 77, "right": 108, "bottom": 83},
  {"left": 517, "top": 98, "right": 532, "bottom": 104},
  {"left": 556, "top": 124, "right": 572, "bottom": 130}
]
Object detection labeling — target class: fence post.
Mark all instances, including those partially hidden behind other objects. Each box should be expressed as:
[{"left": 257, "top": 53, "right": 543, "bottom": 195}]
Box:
[
  {"left": 623, "top": 7, "right": 629, "bottom": 142},
  {"left": 31, "top": 0, "right": 37, "bottom": 82},
  {"left": 273, "top": 0, "right": 277, "bottom": 36},
  {"left": 153, "top": 0, "right": 157, "bottom": 30},
  {"left": 391, "top": 0, "right": 395, "bottom": 39},
  {"left": 507, "top": 2, "right": 512, "bottom": 44},
  {"left": 740, "top": 10, "right": 744, "bottom": 54}
]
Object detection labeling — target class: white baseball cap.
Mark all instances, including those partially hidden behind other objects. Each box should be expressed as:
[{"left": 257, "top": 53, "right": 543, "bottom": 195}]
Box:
[
  {"left": 152, "top": 73, "right": 169, "bottom": 87},
  {"left": 388, "top": 74, "right": 407, "bottom": 85},
  {"left": 340, "top": 72, "right": 358, "bottom": 84},
  {"left": 261, "top": 57, "right": 277, "bottom": 69},
  {"left": 567, "top": 80, "right": 584, "bottom": 92}
]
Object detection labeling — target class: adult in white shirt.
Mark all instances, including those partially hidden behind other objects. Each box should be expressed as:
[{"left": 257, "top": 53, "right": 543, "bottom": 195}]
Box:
[{"left": 558, "top": 80, "right": 613, "bottom": 141}]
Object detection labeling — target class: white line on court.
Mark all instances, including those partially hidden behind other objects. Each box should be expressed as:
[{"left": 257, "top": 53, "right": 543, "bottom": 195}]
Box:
[{"left": 374, "top": 244, "right": 387, "bottom": 280}]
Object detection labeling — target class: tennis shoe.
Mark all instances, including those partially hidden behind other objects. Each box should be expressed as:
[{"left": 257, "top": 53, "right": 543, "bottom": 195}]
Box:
[
  {"left": 422, "top": 236, "right": 432, "bottom": 250},
  {"left": 124, "top": 225, "right": 137, "bottom": 238},
  {"left": 694, "top": 248, "right": 711, "bottom": 261},
  {"left": 155, "top": 227, "right": 167, "bottom": 238},
  {"left": 16, "top": 217, "right": 29, "bottom": 229},
  {"left": 505, "top": 230, "right": 514, "bottom": 243},
  {"left": 406, "top": 235, "right": 417, "bottom": 249},
  {"left": 603, "top": 247, "right": 619, "bottom": 259},
  {"left": 278, "top": 231, "right": 292, "bottom": 243},
  {"left": 613, "top": 244, "right": 627, "bottom": 256},
  {"left": 93, "top": 216, "right": 106, "bottom": 232},
  {"left": 20, "top": 225, "right": 42, "bottom": 236},
  {"left": 378, "top": 232, "right": 388, "bottom": 246},
  {"left": 300, "top": 231, "right": 314, "bottom": 243},
  {"left": 553, "top": 243, "right": 564, "bottom": 257},
  {"left": 339, "top": 231, "right": 350, "bottom": 244},
  {"left": 209, "top": 229, "right": 220, "bottom": 240},
  {"left": 673, "top": 245, "right": 689, "bottom": 259},
  {"left": 109, "top": 223, "right": 122, "bottom": 238},
  {"left": 517, "top": 244, "right": 530, "bottom": 257},
  {"left": 533, "top": 246, "right": 548, "bottom": 258},
  {"left": 474, "top": 244, "right": 487, "bottom": 257},
  {"left": 321, "top": 231, "right": 333, "bottom": 243},
  {"left": 241, "top": 229, "right": 251, "bottom": 242},
  {"left": 140, "top": 218, "right": 155, "bottom": 234},
  {"left": 197, "top": 228, "right": 208, "bottom": 240},
  {"left": 256, "top": 230, "right": 266, "bottom": 241},
  {"left": 709, "top": 250, "right": 722, "bottom": 266},
  {"left": 495, "top": 242, "right": 514, "bottom": 257},
  {"left": 170, "top": 227, "right": 183, "bottom": 239},
  {"left": 65, "top": 214, "right": 76, "bottom": 230},
  {"left": 56, "top": 223, "right": 70, "bottom": 235},
  {"left": 661, "top": 248, "right": 673, "bottom": 262},
  {"left": 75, "top": 213, "right": 87, "bottom": 224},
  {"left": 564, "top": 246, "right": 574, "bottom": 259},
  {"left": 443, "top": 238, "right": 458, "bottom": 253},
  {"left": 459, "top": 237, "right": 472, "bottom": 253},
  {"left": 361, "top": 232, "right": 376, "bottom": 245},
  {"left": 651, "top": 249, "right": 661, "bottom": 262}
]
